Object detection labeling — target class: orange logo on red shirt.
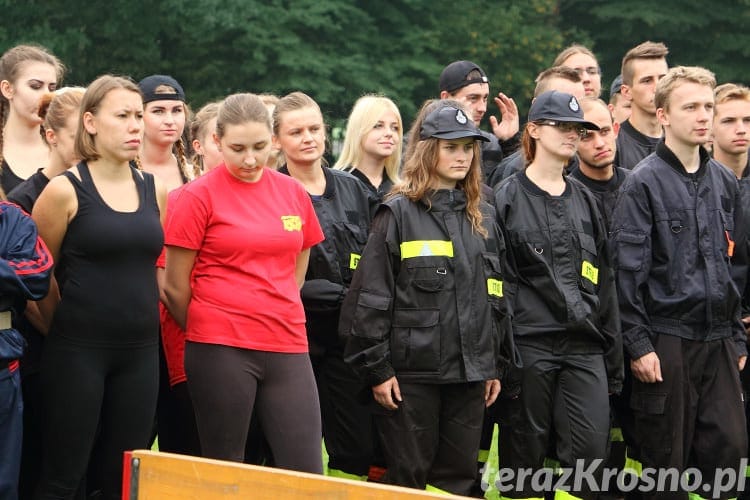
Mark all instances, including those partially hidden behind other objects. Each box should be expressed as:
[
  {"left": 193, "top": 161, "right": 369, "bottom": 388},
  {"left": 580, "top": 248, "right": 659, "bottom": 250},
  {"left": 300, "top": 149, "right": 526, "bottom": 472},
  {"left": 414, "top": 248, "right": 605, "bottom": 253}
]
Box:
[{"left": 281, "top": 215, "right": 302, "bottom": 231}]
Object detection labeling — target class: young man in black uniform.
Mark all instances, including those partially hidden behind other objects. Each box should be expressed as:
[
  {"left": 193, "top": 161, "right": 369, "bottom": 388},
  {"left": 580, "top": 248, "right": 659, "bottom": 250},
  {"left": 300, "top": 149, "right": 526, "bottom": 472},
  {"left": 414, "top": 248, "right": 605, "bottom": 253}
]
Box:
[
  {"left": 608, "top": 75, "right": 632, "bottom": 124},
  {"left": 438, "top": 60, "right": 520, "bottom": 181},
  {"left": 712, "top": 83, "right": 750, "bottom": 498},
  {"left": 615, "top": 41, "right": 669, "bottom": 170},
  {"left": 612, "top": 66, "right": 748, "bottom": 499},
  {"left": 569, "top": 98, "right": 629, "bottom": 229}
]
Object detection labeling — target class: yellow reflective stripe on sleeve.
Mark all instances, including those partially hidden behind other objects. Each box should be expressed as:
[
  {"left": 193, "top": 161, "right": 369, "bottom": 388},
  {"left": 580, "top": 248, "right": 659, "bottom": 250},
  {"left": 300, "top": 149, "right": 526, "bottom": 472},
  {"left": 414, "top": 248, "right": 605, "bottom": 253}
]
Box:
[
  {"left": 500, "top": 497, "right": 544, "bottom": 500},
  {"left": 477, "top": 448, "right": 490, "bottom": 463},
  {"left": 624, "top": 449, "right": 642, "bottom": 477},
  {"left": 349, "top": 253, "right": 360, "bottom": 270},
  {"left": 425, "top": 484, "right": 452, "bottom": 495},
  {"left": 400, "top": 240, "right": 454, "bottom": 260},
  {"left": 581, "top": 260, "right": 599, "bottom": 285},
  {"left": 488, "top": 278, "right": 503, "bottom": 297},
  {"left": 610, "top": 427, "right": 624, "bottom": 442}
]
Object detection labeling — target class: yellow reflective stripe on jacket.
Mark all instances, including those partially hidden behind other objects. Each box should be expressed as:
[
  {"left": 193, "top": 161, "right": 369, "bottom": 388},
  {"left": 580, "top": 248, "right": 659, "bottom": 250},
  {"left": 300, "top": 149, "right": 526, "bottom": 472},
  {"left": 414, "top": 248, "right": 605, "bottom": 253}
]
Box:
[
  {"left": 581, "top": 260, "right": 599, "bottom": 285},
  {"left": 488, "top": 278, "right": 503, "bottom": 297},
  {"left": 400, "top": 240, "right": 454, "bottom": 260},
  {"left": 349, "top": 253, "right": 360, "bottom": 270}
]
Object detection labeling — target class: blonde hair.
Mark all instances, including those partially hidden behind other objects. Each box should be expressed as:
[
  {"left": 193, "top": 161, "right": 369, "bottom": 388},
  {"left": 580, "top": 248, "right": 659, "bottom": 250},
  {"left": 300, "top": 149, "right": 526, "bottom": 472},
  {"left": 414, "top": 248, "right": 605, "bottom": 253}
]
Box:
[
  {"left": 333, "top": 95, "right": 402, "bottom": 183},
  {"left": 714, "top": 83, "right": 750, "bottom": 107},
  {"left": 621, "top": 41, "right": 669, "bottom": 86},
  {"left": 654, "top": 66, "right": 716, "bottom": 111},
  {"left": 189, "top": 101, "right": 220, "bottom": 170},
  {"left": 272, "top": 92, "right": 326, "bottom": 166},
  {"left": 75, "top": 75, "right": 141, "bottom": 162},
  {"left": 38, "top": 87, "right": 85, "bottom": 144},
  {"left": 397, "top": 99, "right": 486, "bottom": 237},
  {"left": 553, "top": 44, "right": 598, "bottom": 67}
]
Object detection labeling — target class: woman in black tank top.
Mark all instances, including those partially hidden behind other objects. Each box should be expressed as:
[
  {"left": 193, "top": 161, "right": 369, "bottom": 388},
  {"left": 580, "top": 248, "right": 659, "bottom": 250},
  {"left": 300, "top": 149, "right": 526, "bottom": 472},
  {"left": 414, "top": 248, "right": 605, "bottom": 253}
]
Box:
[{"left": 31, "top": 75, "right": 167, "bottom": 500}]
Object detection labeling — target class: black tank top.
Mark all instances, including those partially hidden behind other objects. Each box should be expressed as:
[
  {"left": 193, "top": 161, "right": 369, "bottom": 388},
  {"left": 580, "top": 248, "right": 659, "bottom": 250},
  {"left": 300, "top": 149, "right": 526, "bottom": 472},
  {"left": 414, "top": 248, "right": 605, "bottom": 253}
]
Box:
[
  {"left": 1, "top": 159, "right": 26, "bottom": 194},
  {"left": 51, "top": 162, "right": 163, "bottom": 347}
]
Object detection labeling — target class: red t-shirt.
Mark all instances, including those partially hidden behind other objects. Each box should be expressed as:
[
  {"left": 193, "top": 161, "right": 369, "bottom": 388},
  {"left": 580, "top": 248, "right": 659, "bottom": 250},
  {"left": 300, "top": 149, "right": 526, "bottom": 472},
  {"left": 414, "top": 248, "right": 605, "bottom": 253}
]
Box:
[
  {"left": 158, "top": 187, "right": 188, "bottom": 385},
  {"left": 166, "top": 165, "right": 324, "bottom": 353}
]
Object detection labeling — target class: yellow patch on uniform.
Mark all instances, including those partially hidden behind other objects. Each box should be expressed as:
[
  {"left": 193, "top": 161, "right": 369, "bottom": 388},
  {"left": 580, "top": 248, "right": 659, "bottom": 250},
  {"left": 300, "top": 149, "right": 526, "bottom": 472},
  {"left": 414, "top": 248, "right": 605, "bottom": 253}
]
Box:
[
  {"left": 349, "top": 253, "right": 360, "bottom": 270},
  {"left": 281, "top": 215, "right": 302, "bottom": 231},
  {"left": 581, "top": 260, "right": 599, "bottom": 285},
  {"left": 487, "top": 278, "right": 503, "bottom": 297},
  {"left": 400, "top": 240, "right": 454, "bottom": 260}
]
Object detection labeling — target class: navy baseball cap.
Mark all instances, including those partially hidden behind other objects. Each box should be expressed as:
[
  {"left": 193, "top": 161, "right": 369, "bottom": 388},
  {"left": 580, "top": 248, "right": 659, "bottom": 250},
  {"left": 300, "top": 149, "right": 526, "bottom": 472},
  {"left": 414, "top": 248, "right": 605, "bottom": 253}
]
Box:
[
  {"left": 610, "top": 74, "right": 623, "bottom": 96},
  {"left": 138, "top": 75, "right": 186, "bottom": 104},
  {"left": 528, "top": 91, "right": 599, "bottom": 130},
  {"left": 420, "top": 105, "right": 490, "bottom": 141},
  {"left": 439, "top": 60, "right": 489, "bottom": 93}
]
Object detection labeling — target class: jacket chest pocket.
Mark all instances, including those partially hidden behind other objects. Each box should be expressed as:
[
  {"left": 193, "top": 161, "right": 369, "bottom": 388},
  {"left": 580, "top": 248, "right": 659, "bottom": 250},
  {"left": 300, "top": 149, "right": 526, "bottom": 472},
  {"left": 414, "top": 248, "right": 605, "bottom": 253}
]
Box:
[
  {"left": 511, "top": 230, "right": 550, "bottom": 277},
  {"left": 404, "top": 257, "right": 454, "bottom": 293},
  {"left": 577, "top": 233, "right": 599, "bottom": 294},
  {"left": 390, "top": 308, "right": 440, "bottom": 372}
]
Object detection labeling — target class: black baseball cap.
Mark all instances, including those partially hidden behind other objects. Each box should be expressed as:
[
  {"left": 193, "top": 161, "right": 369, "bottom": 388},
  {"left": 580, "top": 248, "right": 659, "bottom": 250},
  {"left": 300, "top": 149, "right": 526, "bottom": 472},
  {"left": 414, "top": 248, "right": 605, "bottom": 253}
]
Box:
[
  {"left": 420, "top": 105, "right": 489, "bottom": 142},
  {"left": 439, "top": 60, "right": 489, "bottom": 93},
  {"left": 610, "top": 74, "right": 623, "bottom": 96},
  {"left": 528, "top": 91, "right": 599, "bottom": 130},
  {"left": 138, "top": 75, "right": 186, "bottom": 104}
]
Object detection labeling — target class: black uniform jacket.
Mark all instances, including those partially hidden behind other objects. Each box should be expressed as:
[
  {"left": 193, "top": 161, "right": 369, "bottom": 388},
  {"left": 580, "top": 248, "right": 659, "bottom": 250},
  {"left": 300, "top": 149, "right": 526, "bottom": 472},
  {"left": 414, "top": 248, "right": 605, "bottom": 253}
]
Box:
[
  {"left": 494, "top": 171, "right": 623, "bottom": 392},
  {"left": 568, "top": 164, "right": 631, "bottom": 232},
  {"left": 611, "top": 142, "right": 748, "bottom": 360},
  {"left": 279, "top": 165, "right": 379, "bottom": 351},
  {"left": 341, "top": 189, "right": 514, "bottom": 386}
]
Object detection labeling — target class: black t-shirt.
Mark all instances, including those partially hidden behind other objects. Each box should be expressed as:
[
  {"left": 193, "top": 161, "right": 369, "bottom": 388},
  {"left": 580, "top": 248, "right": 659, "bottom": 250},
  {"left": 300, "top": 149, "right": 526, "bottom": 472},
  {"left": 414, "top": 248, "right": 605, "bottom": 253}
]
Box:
[{"left": 615, "top": 119, "right": 661, "bottom": 170}]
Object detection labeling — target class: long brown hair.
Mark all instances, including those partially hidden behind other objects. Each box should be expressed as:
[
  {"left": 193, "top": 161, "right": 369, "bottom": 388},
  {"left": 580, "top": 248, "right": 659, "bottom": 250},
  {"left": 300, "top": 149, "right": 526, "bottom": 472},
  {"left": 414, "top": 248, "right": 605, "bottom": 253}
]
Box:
[{"left": 396, "top": 99, "right": 487, "bottom": 237}]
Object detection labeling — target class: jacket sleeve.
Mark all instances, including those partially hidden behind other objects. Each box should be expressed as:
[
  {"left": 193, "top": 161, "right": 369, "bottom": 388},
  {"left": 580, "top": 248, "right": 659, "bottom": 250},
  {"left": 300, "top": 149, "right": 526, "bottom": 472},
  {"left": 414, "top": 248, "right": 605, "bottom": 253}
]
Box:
[
  {"left": 0, "top": 202, "right": 53, "bottom": 303},
  {"left": 341, "top": 206, "right": 399, "bottom": 386},
  {"left": 730, "top": 183, "right": 749, "bottom": 356},
  {"left": 610, "top": 177, "right": 654, "bottom": 360},
  {"left": 591, "top": 197, "right": 623, "bottom": 393}
]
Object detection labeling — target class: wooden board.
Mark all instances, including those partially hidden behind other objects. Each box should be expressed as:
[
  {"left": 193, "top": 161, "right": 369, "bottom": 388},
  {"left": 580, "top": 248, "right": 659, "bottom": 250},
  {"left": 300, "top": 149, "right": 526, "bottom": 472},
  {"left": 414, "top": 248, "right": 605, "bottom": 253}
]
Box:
[{"left": 123, "top": 450, "right": 471, "bottom": 499}]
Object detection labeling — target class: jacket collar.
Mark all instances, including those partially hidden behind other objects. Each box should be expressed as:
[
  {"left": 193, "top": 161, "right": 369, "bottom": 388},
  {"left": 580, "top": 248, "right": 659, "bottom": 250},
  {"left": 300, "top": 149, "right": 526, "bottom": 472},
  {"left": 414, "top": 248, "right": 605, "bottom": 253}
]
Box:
[
  {"left": 421, "top": 189, "right": 466, "bottom": 211},
  {"left": 655, "top": 140, "right": 710, "bottom": 179}
]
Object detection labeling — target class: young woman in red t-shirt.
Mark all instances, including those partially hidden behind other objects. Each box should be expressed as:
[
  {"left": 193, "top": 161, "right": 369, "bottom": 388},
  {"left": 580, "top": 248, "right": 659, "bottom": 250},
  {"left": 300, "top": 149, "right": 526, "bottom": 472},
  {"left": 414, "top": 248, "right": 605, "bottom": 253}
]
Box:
[{"left": 164, "top": 93, "right": 325, "bottom": 472}]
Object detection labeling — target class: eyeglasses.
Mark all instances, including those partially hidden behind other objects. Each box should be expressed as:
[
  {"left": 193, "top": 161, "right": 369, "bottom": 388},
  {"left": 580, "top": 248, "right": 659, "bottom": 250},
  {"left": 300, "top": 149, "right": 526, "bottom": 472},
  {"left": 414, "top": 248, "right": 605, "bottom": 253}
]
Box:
[
  {"left": 571, "top": 66, "right": 601, "bottom": 77},
  {"left": 536, "top": 120, "right": 588, "bottom": 138}
]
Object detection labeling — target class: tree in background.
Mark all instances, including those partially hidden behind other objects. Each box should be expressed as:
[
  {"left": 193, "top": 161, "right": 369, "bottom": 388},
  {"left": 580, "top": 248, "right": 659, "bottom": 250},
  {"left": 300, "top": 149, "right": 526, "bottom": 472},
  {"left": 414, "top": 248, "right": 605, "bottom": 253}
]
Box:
[{"left": 3, "top": 0, "right": 747, "bottom": 135}]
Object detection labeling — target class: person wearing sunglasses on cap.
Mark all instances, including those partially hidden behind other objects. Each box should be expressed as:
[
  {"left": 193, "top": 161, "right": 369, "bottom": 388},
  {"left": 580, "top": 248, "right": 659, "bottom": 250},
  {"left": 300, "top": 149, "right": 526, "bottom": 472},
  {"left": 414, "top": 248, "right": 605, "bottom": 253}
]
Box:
[
  {"left": 493, "top": 91, "right": 622, "bottom": 500},
  {"left": 341, "top": 100, "right": 515, "bottom": 496}
]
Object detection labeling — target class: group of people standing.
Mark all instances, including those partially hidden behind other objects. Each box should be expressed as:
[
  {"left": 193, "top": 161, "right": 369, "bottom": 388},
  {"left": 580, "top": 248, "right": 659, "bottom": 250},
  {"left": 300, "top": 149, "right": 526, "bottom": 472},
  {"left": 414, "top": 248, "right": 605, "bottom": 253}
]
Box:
[{"left": 0, "top": 37, "right": 748, "bottom": 500}]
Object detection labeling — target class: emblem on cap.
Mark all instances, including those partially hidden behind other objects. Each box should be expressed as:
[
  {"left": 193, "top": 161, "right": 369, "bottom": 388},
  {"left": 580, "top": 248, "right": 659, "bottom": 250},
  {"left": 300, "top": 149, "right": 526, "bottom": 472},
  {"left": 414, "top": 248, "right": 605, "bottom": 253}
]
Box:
[
  {"left": 455, "top": 109, "right": 468, "bottom": 124},
  {"left": 569, "top": 96, "right": 579, "bottom": 112}
]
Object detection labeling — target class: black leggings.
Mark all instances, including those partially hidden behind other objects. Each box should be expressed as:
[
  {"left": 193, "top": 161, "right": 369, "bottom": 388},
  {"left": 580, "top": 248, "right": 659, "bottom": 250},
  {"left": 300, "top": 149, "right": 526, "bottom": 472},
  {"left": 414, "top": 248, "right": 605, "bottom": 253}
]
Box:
[
  {"left": 35, "top": 338, "right": 158, "bottom": 500},
  {"left": 185, "top": 342, "right": 322, "bottom": 473}
]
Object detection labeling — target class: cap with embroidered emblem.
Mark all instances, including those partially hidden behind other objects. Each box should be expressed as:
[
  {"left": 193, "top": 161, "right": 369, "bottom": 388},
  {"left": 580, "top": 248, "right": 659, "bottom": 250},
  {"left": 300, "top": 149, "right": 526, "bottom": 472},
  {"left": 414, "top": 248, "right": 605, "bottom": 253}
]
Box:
[
  {"left": 528, "top": 91, "right": 599, "bottom": 130},
  {"left": 420, "top": 105, "right": 490, "bottom": 141}
]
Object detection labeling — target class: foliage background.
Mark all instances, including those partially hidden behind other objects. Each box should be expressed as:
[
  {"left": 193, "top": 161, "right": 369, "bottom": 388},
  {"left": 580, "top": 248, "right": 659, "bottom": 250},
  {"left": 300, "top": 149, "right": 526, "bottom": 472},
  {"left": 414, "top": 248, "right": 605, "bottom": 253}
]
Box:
[{"left": 2, "top": 0, "right": 749, "bottom": 131}]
